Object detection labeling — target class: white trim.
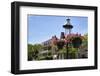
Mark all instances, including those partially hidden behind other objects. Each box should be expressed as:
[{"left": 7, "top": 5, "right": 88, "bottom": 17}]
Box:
[{"left": 20, "top": 6, "right": 94, "bottom": 70}]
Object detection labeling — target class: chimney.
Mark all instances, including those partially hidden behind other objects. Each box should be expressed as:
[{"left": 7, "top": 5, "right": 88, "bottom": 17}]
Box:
[{"left": 60, "top": 32, "right": 65, "bottom": 39}]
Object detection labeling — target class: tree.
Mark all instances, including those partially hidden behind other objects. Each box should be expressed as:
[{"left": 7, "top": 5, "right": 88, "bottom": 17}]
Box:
[
  {"left": 28, "top": 44, "right": 44, "bottom": 61},
  {"left": 28, "top": 44, "right": 34, "bottom": 61},
  {"left": 82, "top": 33, "right": 88, "bottom": 48}
]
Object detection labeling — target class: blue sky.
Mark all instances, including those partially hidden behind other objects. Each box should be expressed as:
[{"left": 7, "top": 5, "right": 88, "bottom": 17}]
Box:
[{"left": 28, "top": 15, "right": 88, "bottom": 44}]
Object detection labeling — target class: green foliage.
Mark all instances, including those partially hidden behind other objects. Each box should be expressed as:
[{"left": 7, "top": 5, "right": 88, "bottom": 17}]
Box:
[
  {"left": 43, "top": 45, "right": 51, "bottom": 50},
  {"left": 48, "top": 51, "right": 52, "bottom": 56},
  {"left": 38, "top": 55, "right": 53, "bottom": 60},
  {"left": 69, "top": 47, "right": 78, "bottom": 53},
  {"left": 82, "top": 33, "right": 88, "bottom": 47},
  {"left": 32, "top": 44, "right": 43, "bottom": 52},
  {"left": 28, "top": 44, "right": 43, "bottom": 61},
  {"left": 59, "top": 46, "right": 66, "bottom": 54},
  {"left": 28, "top": 33, "right": 88, "bottom": 60},
  {"left": 28, "top": 44, "right": 34, "bottom": 61},
  {"left": 84, "top": 33, "right": 88, "bottom": 40},
  {"left": 72, "top": 37, "right": 82, "bottom": 48},
  {"left": 68, "top": 47, "right": 78, "bottom": 58}
]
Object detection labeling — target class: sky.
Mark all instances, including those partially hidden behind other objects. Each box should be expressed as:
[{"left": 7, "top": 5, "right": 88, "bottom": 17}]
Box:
[{"left": 28, "top": 15, "right": 88, "bottom": 44}]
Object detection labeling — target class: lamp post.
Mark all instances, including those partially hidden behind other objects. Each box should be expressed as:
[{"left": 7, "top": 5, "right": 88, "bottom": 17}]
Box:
[
  {"left": 63, "top": 18, "right": 73, "bottom": 35},
  {"left": 63, "top": 18, "right": 73, "bottom": 59}
]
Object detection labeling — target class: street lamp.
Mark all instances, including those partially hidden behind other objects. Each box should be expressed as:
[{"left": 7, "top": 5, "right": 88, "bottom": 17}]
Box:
[
  {"left": 63, "top": 18, "right": 73, "bottom": 59},
  {"left": 63, "top": 18, "right": 73, "bottom": 35}
]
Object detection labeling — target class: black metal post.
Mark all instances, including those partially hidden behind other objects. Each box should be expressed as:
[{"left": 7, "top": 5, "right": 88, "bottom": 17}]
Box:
[{"left": 66, "top": 43, "right": 69, "bottom": 59}]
